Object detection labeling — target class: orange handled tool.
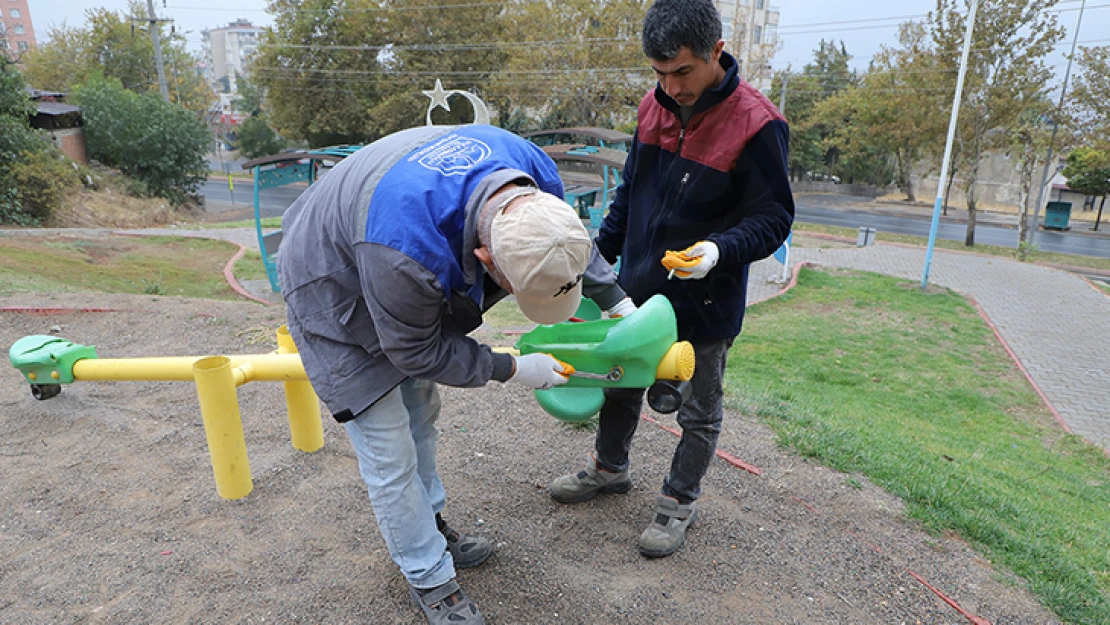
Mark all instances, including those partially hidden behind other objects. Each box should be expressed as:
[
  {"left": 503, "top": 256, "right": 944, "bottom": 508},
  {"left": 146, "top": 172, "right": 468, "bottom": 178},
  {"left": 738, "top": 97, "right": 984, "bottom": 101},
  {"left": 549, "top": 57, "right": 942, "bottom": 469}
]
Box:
[{"left": 661, "top": 245, "right": 702, "bottom": 279}]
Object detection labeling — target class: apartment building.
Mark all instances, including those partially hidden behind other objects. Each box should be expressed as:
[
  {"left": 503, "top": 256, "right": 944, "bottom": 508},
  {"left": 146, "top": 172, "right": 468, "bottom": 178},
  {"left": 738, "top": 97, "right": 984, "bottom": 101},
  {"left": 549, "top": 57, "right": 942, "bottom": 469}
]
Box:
[
  {"left": 0, "top": 0, "right": 36, "bottom": 58},
  {"left": 716, "top": 0, "right": 780, "bottom": 92},
  {"left": 200, "top": 19, "right": 262, "bottom": 93}
]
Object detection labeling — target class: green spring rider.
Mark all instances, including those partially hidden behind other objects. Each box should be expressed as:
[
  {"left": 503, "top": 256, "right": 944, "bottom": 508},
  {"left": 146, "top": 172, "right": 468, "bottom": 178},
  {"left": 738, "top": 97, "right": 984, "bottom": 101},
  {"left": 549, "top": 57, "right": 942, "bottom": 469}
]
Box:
[{"left": 516, "top": 294, "right": 696, "bottom": 422}]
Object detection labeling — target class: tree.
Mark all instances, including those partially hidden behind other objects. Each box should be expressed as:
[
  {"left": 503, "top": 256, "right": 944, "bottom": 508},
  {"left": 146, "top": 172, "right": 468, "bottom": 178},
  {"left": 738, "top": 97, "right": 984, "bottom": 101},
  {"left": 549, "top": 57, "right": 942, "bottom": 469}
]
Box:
[
  {"left": 20, "top": 3, "right": 210, "bottom": 115},
  {"left": 232, "top": 72, "right": 263, "bottom": 115},
  {"left": 75, "top": 73, "right": 210, "bottom": 203},
  {"left": 237, "top": 114, "right": 286, "bottom": 159},
  {"left": 1061, "top": 146, "right": 1110, "bottom": 232},
  {"left": 492, "top": 0, "right": 646, "bottom": 129},
  {"left": 1068, "top": 45, "right": 1110, "bottom": 146},
  {"left": 255, "top": 0, "right": 509, "bottom": 146},
  {"left": 253, "top": 0, "right": 387, "bottom": 146},
  {"left": 862, "top": 21, "right": 947, "bottom": 201},
  {"left": 928, "top": 0, "right": 1065, "bottom": 246},
  {"left": 773, "top": 40, "right": 856, "bottom": 182},
  {"left": 769, "top": 68, "right": 822, "bottom": 181},
  {"left": 1008, "top": 101, "right": 1055, "bottom": 257},
  {"left": 810, "top": 87, "right": 897, "bottom": 187}
]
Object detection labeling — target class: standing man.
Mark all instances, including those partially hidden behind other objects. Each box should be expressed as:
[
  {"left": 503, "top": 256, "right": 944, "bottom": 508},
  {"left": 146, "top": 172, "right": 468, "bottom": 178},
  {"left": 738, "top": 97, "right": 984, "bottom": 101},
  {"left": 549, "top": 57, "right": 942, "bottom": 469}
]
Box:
[
  {"left": 549, "top": 0, "right": 794, "bottom": 558},
  {"left": 279, "top": 124, "right": 629, "bottom": 625}
]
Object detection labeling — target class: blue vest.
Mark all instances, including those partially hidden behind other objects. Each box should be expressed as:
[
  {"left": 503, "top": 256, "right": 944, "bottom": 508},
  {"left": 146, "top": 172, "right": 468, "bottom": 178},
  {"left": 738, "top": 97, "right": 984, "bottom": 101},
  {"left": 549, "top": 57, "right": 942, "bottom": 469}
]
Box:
[{"left": 365, "top": 125, "right": 564, "bottom": 303}]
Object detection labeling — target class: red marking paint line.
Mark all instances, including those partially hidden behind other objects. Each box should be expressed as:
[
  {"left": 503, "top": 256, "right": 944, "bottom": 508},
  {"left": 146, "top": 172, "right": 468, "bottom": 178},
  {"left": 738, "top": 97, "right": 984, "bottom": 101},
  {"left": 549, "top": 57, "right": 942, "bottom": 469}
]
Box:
[
  {"left": 793, "top": 495, "right": 991, "bottom": 625},
  {"left": 0, "top": 307, "right": 139, "bottom": 315},
  {"left": 1080, "top": 275, "right": 1110, "bottom": 297},
  {"left": 906, "top": 571, "right": 992, "bottom": 625},
  {"left": 222, "top": 243, "right": 275, "bottom": 306},
  {"left": 748, "top": 261, "right": 816, "bottom": 307},
  {"left": 640, "top": 414, "right": 762, "bottom": 476}
]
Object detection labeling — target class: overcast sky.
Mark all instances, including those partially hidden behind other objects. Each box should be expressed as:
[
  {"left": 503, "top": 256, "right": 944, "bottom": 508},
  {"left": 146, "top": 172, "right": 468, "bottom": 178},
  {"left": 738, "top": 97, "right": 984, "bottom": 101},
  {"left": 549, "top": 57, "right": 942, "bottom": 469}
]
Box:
[{"left": 28, "top": 0, "right": 1110, "bottom": 83}]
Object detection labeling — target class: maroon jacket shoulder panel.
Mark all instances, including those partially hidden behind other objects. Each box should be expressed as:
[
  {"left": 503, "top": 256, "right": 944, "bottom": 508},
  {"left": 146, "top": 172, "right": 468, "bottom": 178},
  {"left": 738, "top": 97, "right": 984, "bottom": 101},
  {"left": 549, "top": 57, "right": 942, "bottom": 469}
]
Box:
[
  {"left": 636, "top": 90, "right": 677, "bottom": 151},
  {"left": 636, "top": 80, "right": 785, "bottom": 173}
]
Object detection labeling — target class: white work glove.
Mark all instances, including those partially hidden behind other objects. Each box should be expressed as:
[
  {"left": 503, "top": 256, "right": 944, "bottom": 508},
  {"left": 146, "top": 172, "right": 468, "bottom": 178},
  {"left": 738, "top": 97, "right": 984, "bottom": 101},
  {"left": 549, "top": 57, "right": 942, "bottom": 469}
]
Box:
[
  {"left": 606, "top": 297, "right": 638, "bottom": 319},
  {"left": 676, "top": 241, "right": 719, "bottom": 280},
  {"left": 509, "top": 353, "right": 571, "bottom": 390}
]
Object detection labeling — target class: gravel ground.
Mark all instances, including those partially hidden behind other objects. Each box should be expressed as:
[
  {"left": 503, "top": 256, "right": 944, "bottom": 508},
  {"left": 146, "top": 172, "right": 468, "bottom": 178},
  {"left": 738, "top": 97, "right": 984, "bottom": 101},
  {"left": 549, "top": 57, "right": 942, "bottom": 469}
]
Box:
[{"left": 0, "top": 292, "right": 1061, "bottom": 624}]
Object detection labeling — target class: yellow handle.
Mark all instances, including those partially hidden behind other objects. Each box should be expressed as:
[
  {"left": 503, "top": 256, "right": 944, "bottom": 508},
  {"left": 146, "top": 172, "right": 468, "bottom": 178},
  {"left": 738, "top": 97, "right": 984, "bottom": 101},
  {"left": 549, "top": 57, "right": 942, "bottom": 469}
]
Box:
[
  {"left": 555, "top": 358, "right": 576, "bottom": 378},
  {"left": 661, "top": 245, "right": 701, "bottom": 278}
]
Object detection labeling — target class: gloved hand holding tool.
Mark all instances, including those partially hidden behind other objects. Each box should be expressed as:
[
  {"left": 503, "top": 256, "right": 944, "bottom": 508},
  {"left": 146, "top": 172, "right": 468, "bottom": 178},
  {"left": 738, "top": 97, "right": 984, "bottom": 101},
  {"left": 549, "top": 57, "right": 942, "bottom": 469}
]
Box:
[
  {"left": 606, "top": 297, "right": 638, "bottom": 319},
  {"left": 509, "top": 353, "right": 571, "bottom": 390},
  {"left": 661, "top": 241, "right": 719, "bottom": 280}
]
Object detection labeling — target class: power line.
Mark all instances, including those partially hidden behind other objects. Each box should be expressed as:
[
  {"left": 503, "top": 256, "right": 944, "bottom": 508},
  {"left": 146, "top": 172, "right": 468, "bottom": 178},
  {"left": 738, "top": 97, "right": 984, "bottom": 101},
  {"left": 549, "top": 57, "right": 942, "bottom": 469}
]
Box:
[{"left": 166, "top": 1, "right": 507, "bottom": 13}]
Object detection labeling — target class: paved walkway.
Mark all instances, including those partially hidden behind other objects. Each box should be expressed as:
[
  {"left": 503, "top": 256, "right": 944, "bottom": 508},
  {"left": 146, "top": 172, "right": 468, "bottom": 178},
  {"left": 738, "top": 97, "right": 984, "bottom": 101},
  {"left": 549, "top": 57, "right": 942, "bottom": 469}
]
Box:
[{"left": 749, "top": 242, "right": 1110, "bottom": 449}]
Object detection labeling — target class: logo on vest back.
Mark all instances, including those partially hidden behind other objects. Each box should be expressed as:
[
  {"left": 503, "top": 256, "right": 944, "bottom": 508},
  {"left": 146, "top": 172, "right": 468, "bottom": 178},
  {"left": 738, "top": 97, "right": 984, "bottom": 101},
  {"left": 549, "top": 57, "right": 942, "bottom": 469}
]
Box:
[{"left": 411, "top": 134, "right": 491, "bottom": 176}]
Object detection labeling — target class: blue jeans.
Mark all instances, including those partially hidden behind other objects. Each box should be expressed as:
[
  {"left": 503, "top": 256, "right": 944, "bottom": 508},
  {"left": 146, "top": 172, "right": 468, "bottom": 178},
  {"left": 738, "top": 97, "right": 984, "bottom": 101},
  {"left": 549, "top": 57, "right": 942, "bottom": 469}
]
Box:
[
  {"left": 343, "top": 377, "right": 453, "bottom": 589},
  {"left": 594, "top": 338, "right": 732, "bottom": 504}
]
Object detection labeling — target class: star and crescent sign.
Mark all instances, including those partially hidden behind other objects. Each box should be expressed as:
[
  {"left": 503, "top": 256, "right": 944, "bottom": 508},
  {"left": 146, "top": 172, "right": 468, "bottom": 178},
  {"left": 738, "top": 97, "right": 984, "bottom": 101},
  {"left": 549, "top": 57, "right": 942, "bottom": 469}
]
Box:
[{"left": 422, "top": 79, "right": 491, "bottom": 126}]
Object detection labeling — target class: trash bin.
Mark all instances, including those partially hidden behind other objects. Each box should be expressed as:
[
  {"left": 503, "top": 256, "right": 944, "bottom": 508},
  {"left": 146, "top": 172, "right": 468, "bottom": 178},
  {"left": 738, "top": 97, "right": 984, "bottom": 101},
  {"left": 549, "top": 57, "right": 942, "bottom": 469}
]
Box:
[
  {"left": 1044, "top": 201, "right": 1072, "bottom": 230},
  {"left": 856, "top": 226, "right": 877, "bottom": 246}
]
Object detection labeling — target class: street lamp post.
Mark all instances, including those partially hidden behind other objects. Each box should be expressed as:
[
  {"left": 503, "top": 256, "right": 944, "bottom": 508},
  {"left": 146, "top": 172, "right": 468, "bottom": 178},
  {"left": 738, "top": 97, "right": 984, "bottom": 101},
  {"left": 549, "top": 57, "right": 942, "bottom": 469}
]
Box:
[{"left": 922, "top": 0, "right": 979, "bottom": 289}]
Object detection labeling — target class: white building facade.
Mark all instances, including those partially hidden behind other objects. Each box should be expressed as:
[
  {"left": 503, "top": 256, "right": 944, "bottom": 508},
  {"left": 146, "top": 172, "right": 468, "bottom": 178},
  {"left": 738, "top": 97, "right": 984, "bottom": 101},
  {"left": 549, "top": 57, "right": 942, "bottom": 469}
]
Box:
[
  {"left": 201, "top": 19, "right": 262, "bottom": 93},
  {"left": 715, "top": 0, "right": 780, "bottom": 93}
]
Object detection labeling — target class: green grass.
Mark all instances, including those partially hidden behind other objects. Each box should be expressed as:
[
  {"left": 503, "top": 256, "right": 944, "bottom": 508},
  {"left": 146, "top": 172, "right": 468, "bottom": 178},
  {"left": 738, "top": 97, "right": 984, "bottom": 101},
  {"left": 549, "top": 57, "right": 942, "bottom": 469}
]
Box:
[
  {"left": 793, "top": 222, "right": 1110, "bottom": 273},
  {"left": 232, "top": 249, "right": 270, "bottom": 283},
  {"left": 729, "top": 267, "right": 1110, "bottom": 624},
  {"left": 482, "top": 298, "right": 532, "bottom": 334},
  {"left": 199, "top": 217, "right": 283, "bottom": 229},
  {"left": 0, "top": 236, "right": 245, "bottom": 300},
  {"left": 210, "top": 168, "right": 255, "bottom": 180}
]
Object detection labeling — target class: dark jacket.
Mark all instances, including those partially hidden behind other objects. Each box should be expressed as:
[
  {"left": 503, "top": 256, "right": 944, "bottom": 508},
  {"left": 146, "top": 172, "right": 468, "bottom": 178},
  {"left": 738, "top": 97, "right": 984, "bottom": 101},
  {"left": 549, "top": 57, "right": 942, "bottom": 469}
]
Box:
[{"left": 596, "top": 51, "right": 794, "bottom": 342}]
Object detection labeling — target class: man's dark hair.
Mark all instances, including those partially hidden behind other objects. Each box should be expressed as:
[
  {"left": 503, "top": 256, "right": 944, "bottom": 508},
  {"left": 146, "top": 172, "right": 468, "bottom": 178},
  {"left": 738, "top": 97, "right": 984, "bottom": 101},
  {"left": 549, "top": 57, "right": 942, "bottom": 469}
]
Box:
[{"left": 642, "top": 0, "right": 723, "bottom": 61}]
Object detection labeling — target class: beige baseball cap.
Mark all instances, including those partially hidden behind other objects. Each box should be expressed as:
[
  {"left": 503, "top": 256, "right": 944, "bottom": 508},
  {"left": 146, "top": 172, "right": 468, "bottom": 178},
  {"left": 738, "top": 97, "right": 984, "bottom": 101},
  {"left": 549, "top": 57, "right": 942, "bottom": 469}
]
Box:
[{"left": 490, "top": 190, "right": 591, "bottom": 325}]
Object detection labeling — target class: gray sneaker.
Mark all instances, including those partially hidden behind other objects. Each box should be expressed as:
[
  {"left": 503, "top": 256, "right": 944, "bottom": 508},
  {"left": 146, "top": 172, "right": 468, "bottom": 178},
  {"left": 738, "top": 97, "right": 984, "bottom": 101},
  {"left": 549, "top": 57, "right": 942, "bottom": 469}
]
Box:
[
  {"left": 409, "top": 579, "right": 485, "bottom": 625},
  {"left": 549, "top": 455, "right": 632, "bottom": 504},
  {"left": 637, "top": 495, "right": 697, "bottom": 558},
  {"left": 439, "top": 521, "right": 492, "bottom": 569}
]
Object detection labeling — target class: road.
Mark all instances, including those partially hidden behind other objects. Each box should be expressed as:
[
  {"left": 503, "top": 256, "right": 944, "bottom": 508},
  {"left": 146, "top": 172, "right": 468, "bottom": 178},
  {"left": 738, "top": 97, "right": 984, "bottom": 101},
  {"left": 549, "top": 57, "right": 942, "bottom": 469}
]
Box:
[
  {"left": 198, "top": 180, "right": 1110, "bottom": 259},
  {"left": 797, "top": 206, "right": 1110, "bottom": 259},
  {"left": 201, "top": 179, "right": 305, "bottom": 217}
]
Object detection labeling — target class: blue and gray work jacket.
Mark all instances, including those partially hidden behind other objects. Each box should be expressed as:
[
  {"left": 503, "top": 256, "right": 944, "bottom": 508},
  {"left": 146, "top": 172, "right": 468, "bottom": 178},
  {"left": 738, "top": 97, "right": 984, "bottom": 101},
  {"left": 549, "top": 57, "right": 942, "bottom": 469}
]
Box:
[{"left": 278, "top": 124, "right": 626, "bottom": 422}]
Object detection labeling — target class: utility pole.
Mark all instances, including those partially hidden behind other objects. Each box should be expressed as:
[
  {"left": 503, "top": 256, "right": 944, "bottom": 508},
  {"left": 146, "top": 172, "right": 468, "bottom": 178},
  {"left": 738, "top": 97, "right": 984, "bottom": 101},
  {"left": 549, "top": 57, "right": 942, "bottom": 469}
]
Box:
[
  {"left": 145, "top": 0, "right": 171, "bottom": 102},
  {"left": 922, "top": 0, "right": 978, "bottom": 289},
  {"left": 1029, "top": 0, "right": 1086, "bottom": 248}
]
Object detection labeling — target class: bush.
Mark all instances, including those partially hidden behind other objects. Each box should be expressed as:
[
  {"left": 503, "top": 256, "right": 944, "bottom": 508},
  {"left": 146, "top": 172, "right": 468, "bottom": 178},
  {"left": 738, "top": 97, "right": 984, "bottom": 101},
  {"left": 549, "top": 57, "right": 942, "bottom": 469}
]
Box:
[
  {"left": 237, "top": 114, "right": 286, "bottom": 160},
  {"left": 75, "top": 73, "right": 210, "bottom": 204},
  {"left": 0, "top": 65, "right": 65, "bottom": 225},
  {"left": 7, "top": 150, "right": 80, "bottom": 223}
]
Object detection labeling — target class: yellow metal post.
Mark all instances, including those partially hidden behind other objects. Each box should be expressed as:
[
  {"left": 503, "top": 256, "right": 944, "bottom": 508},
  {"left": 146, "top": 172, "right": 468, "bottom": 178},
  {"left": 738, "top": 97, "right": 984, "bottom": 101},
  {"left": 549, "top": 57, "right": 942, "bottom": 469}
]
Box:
[
  {"left": 276, "top": 326, "right": 324, "bottom": 452},
  {"left": 193, "top": 356, "right": 253, "bottom": 500}
]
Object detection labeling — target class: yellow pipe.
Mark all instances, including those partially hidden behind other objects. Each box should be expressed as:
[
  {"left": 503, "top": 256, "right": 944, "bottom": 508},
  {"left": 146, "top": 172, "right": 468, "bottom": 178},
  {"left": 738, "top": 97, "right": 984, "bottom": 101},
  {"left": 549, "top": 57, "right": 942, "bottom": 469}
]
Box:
[
  {"left": 72, "top": 354, "right": 308, "bottom": 382},
  {"left": 656, "top": 341, "right": 696, "bottom": 381},
  {"left": 193, "top": 356, "right": 253, "bottom": 500},
  {"left": 276, "top": 326, "right": 324, "bottom": 453}
]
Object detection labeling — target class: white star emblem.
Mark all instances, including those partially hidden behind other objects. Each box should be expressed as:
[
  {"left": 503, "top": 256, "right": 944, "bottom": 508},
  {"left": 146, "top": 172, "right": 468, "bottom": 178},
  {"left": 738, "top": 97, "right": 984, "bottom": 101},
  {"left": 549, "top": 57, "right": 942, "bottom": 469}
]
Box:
[{"left": 422, "top": 79, "right": 452, "bottom": 114}]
